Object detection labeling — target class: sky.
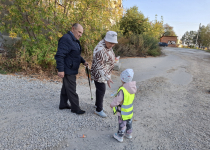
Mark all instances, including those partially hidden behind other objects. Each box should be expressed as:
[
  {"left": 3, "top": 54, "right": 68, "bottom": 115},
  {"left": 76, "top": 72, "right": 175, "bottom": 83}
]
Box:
[{"left": 122, "top": 0, "right": 210, "bottom": 39}]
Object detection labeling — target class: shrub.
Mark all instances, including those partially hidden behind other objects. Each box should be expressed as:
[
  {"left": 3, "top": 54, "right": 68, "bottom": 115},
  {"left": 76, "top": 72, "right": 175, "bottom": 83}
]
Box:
[
  {"left": 114, "top": 33, "right": 161, "bottom": 57},
  {"left": 0, "top": 0, "right": 123, "bottom": 73}
]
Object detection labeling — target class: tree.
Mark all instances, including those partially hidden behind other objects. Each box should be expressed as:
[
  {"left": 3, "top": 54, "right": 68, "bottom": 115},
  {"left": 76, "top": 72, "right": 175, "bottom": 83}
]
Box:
[
  {"left": 119, "top": 6, "right": 151, "bottom": 35},
  {"left": 0, "top": 0, "right": 124, "bottom": 68},
  {"left": 181, "top": 31, "right": 197, "bottom": 46},
  {"left": 200, "top": 24, "right": 210, "bottom": 49},
  {"left": 147, "top": 15, "right": 165, "bottom": 39},
  {"left": 163, "top": 23, "right": 176, "bottom": 36},
  {"left": 195, "top": 25, "right": 205, "bottom": 48}
]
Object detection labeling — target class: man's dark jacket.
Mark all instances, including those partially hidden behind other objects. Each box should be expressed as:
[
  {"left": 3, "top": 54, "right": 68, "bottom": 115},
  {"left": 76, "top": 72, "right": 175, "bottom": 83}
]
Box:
[{"left": 55, "top": 31, "right": 85, "bottom": 75}]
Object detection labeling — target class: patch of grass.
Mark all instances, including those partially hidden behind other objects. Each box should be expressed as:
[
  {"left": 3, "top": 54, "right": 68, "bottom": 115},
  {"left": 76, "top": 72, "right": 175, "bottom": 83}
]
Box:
[
  {"left": 147, "top": 48, "right": 161, "bottom": 57},
  {"left": 0, "top": 67, "right": 7, "bottom": 74}
]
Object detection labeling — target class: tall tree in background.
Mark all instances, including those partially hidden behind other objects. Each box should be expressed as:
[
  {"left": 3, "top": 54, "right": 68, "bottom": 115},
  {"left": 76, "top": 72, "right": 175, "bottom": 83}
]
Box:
[
  {"left": 119, "top": 6, "right": 150, "bottom": 35},
  {"left": 147, "top": 15, "right": 165, "bottom": 39},
  {"left": 195, "top": 25, "right": 205, "bottom": 48},
  {"left": 181, "top": 31, "right": 197, "bottom": 46},
  {"left": 200, "top": 24, "right": 210, "bottom": 49},
  {"left": 163, "top": 23, "right": 176, "bottom": 36}
]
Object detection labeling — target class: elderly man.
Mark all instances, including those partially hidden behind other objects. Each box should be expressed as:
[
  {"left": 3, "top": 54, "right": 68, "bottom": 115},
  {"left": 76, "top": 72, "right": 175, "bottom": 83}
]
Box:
[{"left": 55, "top": 23, "right": 88, "bottom": 115}]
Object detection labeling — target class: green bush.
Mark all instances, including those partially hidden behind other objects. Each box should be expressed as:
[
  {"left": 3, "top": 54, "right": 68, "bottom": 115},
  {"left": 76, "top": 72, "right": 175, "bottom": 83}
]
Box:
[
  {"left": 147, "top": 49, "right": 161, "bottom": 57},
  {"left": 114, "top": 33, "right": 161, "bottom": 57},
  {"left": 0, "top": 0, "right": 122, "bottom": 73}
]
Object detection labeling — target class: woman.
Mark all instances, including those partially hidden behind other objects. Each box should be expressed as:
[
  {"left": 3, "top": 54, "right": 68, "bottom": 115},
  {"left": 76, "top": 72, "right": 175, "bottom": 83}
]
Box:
[{"left": 91, "top": 31, "right": 118, "bottom": 118}]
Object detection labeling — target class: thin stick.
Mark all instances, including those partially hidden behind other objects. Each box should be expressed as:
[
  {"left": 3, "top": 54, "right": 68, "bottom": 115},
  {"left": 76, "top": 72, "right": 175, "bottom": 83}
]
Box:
[{"left": 86, "top": 66, "right": 93, "bottom": 100}]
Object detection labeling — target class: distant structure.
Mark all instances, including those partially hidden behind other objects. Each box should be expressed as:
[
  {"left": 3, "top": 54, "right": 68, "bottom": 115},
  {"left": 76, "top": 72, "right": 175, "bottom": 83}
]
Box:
[{"left": 160, "top": 36, "right": 178, "bottom": 47}]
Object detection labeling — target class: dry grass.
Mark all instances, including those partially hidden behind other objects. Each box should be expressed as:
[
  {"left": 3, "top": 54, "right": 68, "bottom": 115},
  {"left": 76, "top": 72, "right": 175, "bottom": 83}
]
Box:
[{"left": 4, "top": 59, "right": 119, "bottom": 84}]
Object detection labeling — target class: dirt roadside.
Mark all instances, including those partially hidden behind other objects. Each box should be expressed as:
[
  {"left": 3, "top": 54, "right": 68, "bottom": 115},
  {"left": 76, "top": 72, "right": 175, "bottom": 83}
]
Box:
[
  {"left": 68, "top": 47, "right": 210, "bottom": 150},
  {"left": 1, "top": 47, "right": 210, "bottom": 150}
]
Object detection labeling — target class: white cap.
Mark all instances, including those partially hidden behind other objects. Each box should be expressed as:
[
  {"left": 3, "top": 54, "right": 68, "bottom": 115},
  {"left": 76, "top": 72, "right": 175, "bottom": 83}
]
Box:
[
  {"left": 104, "top": 31, "right": 118, "bottom": 44},
  {"left": 120, "top": 69, "right": 134, "bottom": 83}
]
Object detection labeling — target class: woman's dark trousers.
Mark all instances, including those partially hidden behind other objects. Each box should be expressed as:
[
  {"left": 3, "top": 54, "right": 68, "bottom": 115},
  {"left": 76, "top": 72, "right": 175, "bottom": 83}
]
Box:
[{"left": 94, "top": 80, "right": 106, "bottom": 112}]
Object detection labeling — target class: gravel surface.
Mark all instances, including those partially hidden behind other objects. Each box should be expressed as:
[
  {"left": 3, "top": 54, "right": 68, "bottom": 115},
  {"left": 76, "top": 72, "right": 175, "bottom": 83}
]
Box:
[{"left": 0, "top": 47, "right": 210, "bottom": 150}]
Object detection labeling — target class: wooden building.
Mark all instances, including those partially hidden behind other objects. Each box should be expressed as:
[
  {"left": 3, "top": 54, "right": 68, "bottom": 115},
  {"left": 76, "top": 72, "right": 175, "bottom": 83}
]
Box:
[{"left": 160, "top": 36, "right": 178, "bottom": 47}]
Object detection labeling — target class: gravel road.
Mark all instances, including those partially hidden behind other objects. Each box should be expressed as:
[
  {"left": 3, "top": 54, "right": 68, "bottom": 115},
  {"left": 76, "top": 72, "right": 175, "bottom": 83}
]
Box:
[{"left": 0, "top": 47, "right": 210, "bottom": 150}]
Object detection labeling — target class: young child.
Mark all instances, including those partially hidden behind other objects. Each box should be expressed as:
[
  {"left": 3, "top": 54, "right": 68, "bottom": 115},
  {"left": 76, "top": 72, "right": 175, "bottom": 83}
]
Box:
[{"left": 110, "top": 69, "right": 137, "bottom": 142}]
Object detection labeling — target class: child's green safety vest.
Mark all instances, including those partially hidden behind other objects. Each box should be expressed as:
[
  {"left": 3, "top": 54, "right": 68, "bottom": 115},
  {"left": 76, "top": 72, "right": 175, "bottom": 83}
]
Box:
[{"left": 113, "top": 86, "right": 135, "bottom": 120}]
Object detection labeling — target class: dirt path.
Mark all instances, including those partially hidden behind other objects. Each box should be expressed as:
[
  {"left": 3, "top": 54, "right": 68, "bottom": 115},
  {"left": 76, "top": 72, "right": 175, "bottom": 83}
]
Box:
[
  {"left": 73, "top": 47, "right": 210, "bottom": 150},
  {"left": 1, "top": 47, "right": 210, "bottom": 150}
]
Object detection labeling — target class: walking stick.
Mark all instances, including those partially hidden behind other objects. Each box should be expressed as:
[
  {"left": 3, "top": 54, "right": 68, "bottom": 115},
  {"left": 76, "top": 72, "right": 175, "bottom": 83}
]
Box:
[{"left": 85, "top": 66, "right": 93, "bottom": 100}]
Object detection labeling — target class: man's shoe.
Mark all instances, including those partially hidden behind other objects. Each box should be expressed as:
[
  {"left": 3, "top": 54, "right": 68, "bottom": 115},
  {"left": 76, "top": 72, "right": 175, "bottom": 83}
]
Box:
[
  {"left": 71, "top": 110, "right": 86, "bottom": 115},
  {"left": 95, "top": 110, "right": 107, "bottom": 118},
  {"left": 59, "top": 105, "right": 71, "bottom": 110}
]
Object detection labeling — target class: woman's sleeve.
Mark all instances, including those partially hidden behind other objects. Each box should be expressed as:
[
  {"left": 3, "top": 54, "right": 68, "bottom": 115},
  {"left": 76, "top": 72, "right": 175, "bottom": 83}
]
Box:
[{"left": 94, "top": 50, "right": 110, "bottom": 81}]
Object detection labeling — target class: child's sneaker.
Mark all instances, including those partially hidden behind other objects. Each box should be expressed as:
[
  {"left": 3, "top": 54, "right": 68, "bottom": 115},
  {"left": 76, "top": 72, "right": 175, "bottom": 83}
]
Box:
[
  {"left": 125, "top": 133, "right": 132, "bottom": 139},
  {"left": 113, "top": 133, "right": 123, "bottom": 142}
]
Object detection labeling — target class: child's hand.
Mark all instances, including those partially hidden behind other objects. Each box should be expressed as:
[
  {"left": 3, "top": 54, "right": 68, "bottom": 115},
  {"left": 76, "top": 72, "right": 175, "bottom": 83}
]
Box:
[{"left": 110, "top": 104, "right": 113, "bottom": 108}]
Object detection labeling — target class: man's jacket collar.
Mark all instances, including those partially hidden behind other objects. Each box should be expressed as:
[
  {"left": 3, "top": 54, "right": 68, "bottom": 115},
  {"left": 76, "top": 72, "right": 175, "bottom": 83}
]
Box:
[{"left": 68, "top": 31, "right": 77, "bottom": 41}]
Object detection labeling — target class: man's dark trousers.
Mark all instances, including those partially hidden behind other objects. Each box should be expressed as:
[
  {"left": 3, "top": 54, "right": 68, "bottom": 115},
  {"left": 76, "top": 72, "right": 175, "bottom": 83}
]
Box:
[{"left": 59, "top": 75, "right": 80, "bottom": 111}]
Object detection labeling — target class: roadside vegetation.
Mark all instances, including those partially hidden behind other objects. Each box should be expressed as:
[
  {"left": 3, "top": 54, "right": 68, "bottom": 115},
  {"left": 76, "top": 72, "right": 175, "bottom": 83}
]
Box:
[
  {"left": 0, "top": 1, "right": 167, "bottom": 75},
  {"left": 181, "top": 24, "right": 210, "bottom": 51},
  {"left": 114, "top": 6, "right": 163, "bottom": 57}
]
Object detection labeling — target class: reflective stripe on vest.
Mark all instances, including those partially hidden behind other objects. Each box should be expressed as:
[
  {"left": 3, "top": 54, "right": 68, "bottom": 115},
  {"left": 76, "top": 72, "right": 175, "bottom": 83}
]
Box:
[
  {"left": 121, "top": 110, "right": 133, "bottom": 115},
  {"left": 113, "top": 86, "right": 135, "bottom": 120}
]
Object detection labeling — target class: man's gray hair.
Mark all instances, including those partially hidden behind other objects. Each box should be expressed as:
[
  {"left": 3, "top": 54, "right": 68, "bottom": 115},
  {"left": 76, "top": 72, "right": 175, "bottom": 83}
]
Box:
[{"left": 72, "top": 23, "right": 81, "bottom": 29}]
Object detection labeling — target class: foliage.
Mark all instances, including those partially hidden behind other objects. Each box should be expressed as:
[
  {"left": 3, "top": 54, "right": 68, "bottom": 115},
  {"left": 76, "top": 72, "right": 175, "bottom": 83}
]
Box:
[
  {"left": 0, "top": 2, "right": 165, "bottom": 74},
  {"left": 181, "top": 31, "right": 197, "bottom": 46},
  {"left": 163, "top": 23, "right": 176, "bottom": 36},
  {"left": 182, "top": 24, "right": 210, "bottom": 50},
  {"left": 147, "top": 15, "right": 165, "bottom": 39},
  {"left": 0, "top": 65, "right": 7, "bottom": 74},
  {"left": 116, "top": 6, "right": 163, "bottom": 57},
  {"left": 119, "top": 6, "right": 151, "bottom": 35},
  {"left": 114, "top": 33, "right": 161, "bottom": 57},
  {"left": 200, "top": 24, "right": 210, "bottom": 49},
  {"left": 119, "top": 6, "right": 164, "bottom": 39},
  {"left": 0, "top": 0, "right": 123, "bottom": 72}
]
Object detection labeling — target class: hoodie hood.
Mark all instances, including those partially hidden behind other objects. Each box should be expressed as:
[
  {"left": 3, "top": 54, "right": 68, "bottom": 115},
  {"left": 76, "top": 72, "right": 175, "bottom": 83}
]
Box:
[{"left": 123, "top": 81, "right": 137, "bottom": 94}]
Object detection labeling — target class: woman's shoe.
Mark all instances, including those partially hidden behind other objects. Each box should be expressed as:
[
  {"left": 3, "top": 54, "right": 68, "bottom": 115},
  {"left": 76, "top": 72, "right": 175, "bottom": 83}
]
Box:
[
  {"left": 95, "top": 110, "right": 107, "bottom": 118},
  {"left": 113, "top": 133, "right": 123, "bottom": 142}
]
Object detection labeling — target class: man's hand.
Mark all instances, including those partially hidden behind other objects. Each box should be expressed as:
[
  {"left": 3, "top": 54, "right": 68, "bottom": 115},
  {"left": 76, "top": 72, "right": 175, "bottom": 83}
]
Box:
[
  {"left": 107, "top": 79, "right": 113, "bottom": 88},
  {"left": 83, "top": 62, "right": 88, "bottom": 67},
  {"left": 58, "top": 72, "right": 65, "bottom": 78},
  {"left": 110, "top": 104, "right": 113, "bottom": 108}
]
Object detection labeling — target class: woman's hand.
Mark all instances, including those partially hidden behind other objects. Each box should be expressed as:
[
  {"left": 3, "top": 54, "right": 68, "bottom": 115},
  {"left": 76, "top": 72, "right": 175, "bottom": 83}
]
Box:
[{"left": 107, "top": 79, "right": 113, "bottom": 88}]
